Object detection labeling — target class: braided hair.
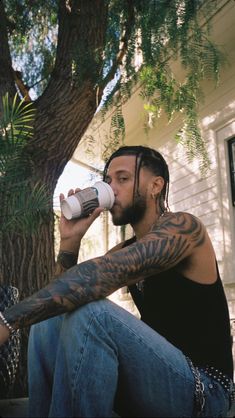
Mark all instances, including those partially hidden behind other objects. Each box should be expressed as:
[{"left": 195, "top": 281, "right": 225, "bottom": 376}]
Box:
[{"left": 103, "top": 145, "right": 170, "bottom": 214}]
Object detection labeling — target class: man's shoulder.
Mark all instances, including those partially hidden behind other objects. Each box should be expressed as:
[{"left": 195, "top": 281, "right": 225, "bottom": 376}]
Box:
[
  {"left": 158, "top": 210, "right": 201, "bottom": 224},
  {"left": 151, "top": 211, "right": 205, "bottom": 235}
]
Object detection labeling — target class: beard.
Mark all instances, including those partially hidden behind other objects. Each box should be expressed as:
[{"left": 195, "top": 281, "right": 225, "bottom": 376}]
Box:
[{"left": 111, "top": 193, "right": 147, "bottom": 226}]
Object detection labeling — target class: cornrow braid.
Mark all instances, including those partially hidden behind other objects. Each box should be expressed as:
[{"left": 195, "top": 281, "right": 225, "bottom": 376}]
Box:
[{"left": 103, "top": 145, "right": 170, "bottom": 214}]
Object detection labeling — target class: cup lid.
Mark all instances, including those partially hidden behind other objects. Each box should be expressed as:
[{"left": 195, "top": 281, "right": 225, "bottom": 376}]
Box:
[{"left": 93, "top": 181, "right": 114, "bottom": 208}]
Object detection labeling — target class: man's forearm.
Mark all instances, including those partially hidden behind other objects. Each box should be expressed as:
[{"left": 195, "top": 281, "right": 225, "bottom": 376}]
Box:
[
  {"left": 2, "top": 212, "right": 206, "bottom": 331},
  {"left": 3, "top": 258, "right": 111, "bottom": 330},
  {"left": 54, "top": 250, "right": 78, "bottom": 278},
  {"left": 0, "top": 237, "right": 173, "bottom": 330}
]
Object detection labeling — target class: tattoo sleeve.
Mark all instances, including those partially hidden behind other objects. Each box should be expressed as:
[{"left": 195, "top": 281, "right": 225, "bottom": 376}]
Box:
[
  {"left": 4, "top": 212, "right": 206, "bottom": 330},
  {"left": 54, "top": 251, "right": 78, "bottom": 278}
]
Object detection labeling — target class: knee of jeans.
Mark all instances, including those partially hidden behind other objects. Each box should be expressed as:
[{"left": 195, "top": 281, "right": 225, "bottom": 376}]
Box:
[
  {"left": 82, "top": 298, "right": 116, "bottom": 317},
  {"left": 66, "top": 299, "right": 114, "bottom": 326},
  {"left": 29, "top": 321, "right": 44, "bottom": 339},
  {"left": 28, "top": 322, "right": 45, "bottom": 351},
  {"left": 76, "top": 298, "right": 111, "bottom": 315},
  {"left": 29, "top": 315, "right": 63, "bottom": 345}
]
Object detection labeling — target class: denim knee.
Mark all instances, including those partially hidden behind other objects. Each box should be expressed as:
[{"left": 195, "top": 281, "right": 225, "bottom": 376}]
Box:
[
  {"left": 29, "top": 314, "right": 64, "bottom": 349},
  {"left": 65, "top": 299, "right": 116, "bottom": 325}
]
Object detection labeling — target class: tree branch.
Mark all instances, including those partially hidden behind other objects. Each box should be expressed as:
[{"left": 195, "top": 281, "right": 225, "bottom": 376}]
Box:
[
  {"left": 13, "top": 70, "right": 31, "bottom": 102},
  {"left": 100, "top": 0, "right": 135, "bottom": 90},
  {"left": 52, "top": 0, "right": 108, "bottom": 84},
  {"left": 0, "top": 1, "right": 16, "bottom": 107}
]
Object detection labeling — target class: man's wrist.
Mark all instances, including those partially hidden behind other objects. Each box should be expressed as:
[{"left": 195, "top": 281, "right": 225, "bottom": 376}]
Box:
[
  {"left": 59, "top": 238, "right": 81, "bottom": 254},
  {"left": 57, "top": 250, "right": 78, "bottom": 269}
]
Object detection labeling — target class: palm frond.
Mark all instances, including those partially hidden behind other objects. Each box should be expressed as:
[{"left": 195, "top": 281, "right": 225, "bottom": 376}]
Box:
[
  {"left": 0, "top": 93, "right": 50, "bottom": 233},
  {"left": 0, "top": 181, "right": 50, "bottom": 233}
]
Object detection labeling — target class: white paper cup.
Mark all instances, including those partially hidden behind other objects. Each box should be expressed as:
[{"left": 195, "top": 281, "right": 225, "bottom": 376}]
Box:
[{"left": 61, "top": 181, "right": 114, "bottom": 220}]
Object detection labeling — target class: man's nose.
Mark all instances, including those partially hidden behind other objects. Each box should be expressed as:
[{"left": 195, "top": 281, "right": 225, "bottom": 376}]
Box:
[{"left": 109, "top": 181, "right": 118, "bottom": 196}]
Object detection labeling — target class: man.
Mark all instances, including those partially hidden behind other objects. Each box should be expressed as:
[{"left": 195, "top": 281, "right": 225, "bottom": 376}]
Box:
[{"left": 0, "top": 145, "right": 234, "bottom": 417}]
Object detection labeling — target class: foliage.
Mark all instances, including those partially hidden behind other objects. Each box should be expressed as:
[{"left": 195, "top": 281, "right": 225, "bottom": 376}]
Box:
[
  {"left": 99, "top": 1, "right": 224, "bottom": 170},
  {"left": 4, "top": 1, "right": 224, "bottom": 170},
  {"left": 5, "top": 0, "right": 58, "bottom": 97},
  {"left": 0, "top": 94, "right": 50, "bottom": 233}
]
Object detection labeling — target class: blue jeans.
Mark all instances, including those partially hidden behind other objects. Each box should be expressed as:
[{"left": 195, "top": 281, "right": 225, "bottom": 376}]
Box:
[{"left": 28, "top": 299, "right": 230, "bottom": 417}]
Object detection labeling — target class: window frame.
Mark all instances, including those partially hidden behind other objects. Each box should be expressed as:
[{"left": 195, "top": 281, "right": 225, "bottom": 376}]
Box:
[{"left": 228, "top": 137, "right": 235, "bottom": 206}]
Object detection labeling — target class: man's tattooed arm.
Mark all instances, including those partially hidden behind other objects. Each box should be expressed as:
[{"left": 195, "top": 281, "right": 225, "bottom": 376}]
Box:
[
  {"left": 3, "top": 212, "right": 206, "bottom": 330},
  {"left": 54, "top": 251, "right": 78, "bottom": 278}
]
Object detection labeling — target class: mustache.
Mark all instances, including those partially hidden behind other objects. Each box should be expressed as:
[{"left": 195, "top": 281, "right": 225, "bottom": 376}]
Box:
[
  {"left": 110, "top": 200, "right": 122, "bottom": 212},
  {"left": 112, "top": 200, "right": 121, "bottom": 207}
]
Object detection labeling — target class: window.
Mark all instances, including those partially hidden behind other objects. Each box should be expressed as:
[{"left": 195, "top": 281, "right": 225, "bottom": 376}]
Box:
[{"left": 228, "top": 137, "right": 235, "bottom": 206}]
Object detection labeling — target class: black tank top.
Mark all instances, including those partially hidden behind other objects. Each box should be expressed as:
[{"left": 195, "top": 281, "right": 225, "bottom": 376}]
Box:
[{"left": 127, "top": 248, "right": 233, "bottom": 379}]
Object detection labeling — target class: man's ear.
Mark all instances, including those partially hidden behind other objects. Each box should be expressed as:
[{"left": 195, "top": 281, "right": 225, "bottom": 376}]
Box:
[{"left": 152, "top": 176, "right": 165, "bottom": 196}]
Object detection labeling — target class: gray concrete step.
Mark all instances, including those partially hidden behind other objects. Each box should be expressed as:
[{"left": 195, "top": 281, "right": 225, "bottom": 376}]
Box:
[
  {"left": 0, "top": 399, "right": 120, "bottom": 417},
  {"left": 0, "top": 398, "right": 28, "bottom": 418}
]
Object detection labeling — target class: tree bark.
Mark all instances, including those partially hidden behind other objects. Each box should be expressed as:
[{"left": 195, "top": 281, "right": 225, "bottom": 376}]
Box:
[{"left": 0, "top": 1, "right": 15, "bottom": 110}]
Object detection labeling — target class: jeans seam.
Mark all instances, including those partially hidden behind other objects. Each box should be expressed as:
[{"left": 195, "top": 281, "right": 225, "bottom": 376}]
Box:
[
  {"left": 70, "top": 311, "right": 96, "bottom": 408},
  {"left": 95, "top": 308, "right": 193, "bottom": 385}
]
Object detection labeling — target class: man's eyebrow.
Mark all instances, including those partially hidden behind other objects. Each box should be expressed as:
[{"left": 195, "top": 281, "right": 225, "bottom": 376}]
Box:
[{"left": 106, "top": 169, "right": 132, "bottom": 177}]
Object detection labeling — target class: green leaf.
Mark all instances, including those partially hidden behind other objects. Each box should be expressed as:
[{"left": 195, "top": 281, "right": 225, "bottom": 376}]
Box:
[{"left": 0, "top": 93, "right": 50, "bottom": 233}]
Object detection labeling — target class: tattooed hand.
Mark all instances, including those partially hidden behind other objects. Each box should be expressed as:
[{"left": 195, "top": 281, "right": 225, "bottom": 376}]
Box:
[{"left": 59, "top": 190, "right": 103, "bottom": 253}]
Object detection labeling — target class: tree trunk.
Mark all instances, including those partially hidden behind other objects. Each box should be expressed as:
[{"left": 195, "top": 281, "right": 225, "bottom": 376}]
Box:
[
  {"left": 0, "top": 215, "right": 55, "bottom": 295},
  {"left": 0, "top": 210, "right": 55, "bottom": 396},
  {"left": 0, "top": 1, "right": 15, "bottom": 111},
  {"left": 0, "top": 0, "right": 110, "bottom": 397}
]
